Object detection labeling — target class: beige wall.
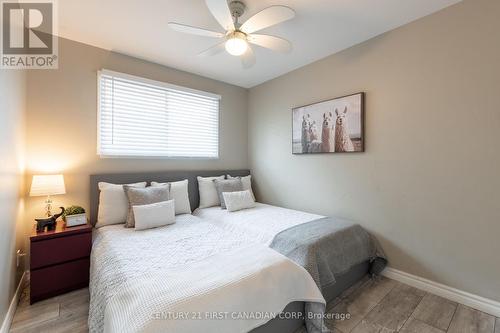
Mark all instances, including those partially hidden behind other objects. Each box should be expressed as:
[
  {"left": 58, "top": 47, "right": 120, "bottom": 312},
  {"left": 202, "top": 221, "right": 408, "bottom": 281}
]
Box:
[
  {"left": 25, "top": 37, "right": 248, "bottom": 222},
  {"left": 248, "top": 0, "right": 500, "bottom": 301},
  {"left": 0, "top": 70, "right": 27, "bottom": 323}
]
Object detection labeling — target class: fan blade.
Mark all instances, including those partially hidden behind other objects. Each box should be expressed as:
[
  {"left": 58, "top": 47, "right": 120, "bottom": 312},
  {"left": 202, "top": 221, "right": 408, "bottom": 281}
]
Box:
[
  {"left": 168, "top": 22, "right": 224, "bottom": 38},
  {"left": 198, "top": 42, "right": 226, "bottom": 57},
  {"left": 241, "top": 46, "right": 256, "bottom": 69},
  {"left": 248, "top": 34, "right": 292, "bottom": 53},
  {"left": 205, "top": 0, "right": 235, "bottom": 31},
  {"left": 240, "top": 6, "right": 295, "bottom": 34}
]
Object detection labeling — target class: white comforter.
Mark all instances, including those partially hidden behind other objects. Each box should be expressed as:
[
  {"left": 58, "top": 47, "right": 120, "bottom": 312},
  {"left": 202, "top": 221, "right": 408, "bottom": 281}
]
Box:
[
  {"left": 89, "top": 214, "right": 324, "bottom": 333},
  {"left": 193, "top": 203, "right": 323, "bottom": 245}
]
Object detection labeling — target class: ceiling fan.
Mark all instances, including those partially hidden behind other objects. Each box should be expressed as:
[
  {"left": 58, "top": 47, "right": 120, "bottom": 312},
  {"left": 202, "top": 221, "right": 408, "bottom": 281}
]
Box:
[{"left": 168, "top": 0, "right": 295, "bottom": 68}]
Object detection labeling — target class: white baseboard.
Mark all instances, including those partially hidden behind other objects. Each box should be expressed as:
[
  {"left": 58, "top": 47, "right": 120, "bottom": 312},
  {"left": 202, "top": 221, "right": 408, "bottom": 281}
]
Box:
[
  {"left": 0, "top": 271, "right": 27, "bottom": 333},
  {"left": 382, "top": 267, "right": 500, "bottom": 317}
]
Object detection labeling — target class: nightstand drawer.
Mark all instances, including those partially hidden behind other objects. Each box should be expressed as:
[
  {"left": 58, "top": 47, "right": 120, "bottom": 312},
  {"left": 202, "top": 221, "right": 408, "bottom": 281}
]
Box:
[
  {"left": 30, "top": 258, "right": 90, "bottom": 303},
  {"left": 31, "top": 232, "right": 92, "bottom": 269}
]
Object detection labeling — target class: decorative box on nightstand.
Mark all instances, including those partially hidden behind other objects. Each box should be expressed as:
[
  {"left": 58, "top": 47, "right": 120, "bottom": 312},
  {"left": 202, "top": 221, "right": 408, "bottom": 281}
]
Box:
[{"left": 29, "top": 222, "right": 92, "bottom": 304}]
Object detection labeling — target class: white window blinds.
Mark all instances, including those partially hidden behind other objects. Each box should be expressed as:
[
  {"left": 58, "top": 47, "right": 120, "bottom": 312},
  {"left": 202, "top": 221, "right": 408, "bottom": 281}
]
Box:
[{"left": 98, "top": 70, "right": 220, "bottom": 158}]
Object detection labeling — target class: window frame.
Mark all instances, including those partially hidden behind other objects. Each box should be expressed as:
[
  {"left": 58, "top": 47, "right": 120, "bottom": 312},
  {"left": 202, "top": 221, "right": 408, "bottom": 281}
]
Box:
[{"left": 97, "top": 69, "right": 221, "bottom": 159}]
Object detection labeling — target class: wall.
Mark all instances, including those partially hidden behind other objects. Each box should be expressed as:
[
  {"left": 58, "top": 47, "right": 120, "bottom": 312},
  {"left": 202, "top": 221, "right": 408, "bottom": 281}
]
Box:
[
  {"left": 25, "top": 37, "right": 248, "bottom": 222},
  {"left": 248, "top": 0, "right": 500, "bottom": 301},
  {"left": 0, "top": 70, "right": 27, "bottom": 324}
]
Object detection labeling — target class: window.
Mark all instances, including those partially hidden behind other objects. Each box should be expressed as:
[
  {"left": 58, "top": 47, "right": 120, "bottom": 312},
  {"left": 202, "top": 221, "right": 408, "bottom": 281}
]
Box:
[{"left": 98, "top": 70, "right": 220, "bottom": 158}]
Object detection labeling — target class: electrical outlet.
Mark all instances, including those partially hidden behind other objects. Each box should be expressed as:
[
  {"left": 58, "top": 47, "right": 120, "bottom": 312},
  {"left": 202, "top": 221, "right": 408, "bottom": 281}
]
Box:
[{"left": 16, "top": 249, "right": 26, "bottom": 267}]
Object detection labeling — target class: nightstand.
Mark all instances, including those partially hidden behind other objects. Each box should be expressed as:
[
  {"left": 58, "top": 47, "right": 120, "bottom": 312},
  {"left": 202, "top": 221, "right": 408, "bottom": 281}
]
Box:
[{"left": 30, "top": 221, "right": 92, "bottom": 304}]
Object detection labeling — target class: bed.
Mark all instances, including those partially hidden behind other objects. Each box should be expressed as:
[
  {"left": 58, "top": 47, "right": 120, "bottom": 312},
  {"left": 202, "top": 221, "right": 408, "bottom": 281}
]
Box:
[{"left": 88, "top": 170, "right": 381, "bottom": 333}]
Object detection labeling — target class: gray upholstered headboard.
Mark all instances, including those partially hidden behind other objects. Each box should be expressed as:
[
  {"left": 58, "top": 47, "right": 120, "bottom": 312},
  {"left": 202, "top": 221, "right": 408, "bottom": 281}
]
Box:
[{"left": 89, "top": 169, "right": 250, "bottom": 226}]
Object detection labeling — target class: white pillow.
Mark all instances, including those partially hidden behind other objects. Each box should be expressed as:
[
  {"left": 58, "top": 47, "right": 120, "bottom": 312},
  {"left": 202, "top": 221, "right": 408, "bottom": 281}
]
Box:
[
  {"left": 96, "top": 182, "right": 147, "bottom": 228},
  {"left": 151, "top": 180, "right": 191, "bottom": 215},
  {"left": 197, "top": 175, "right": 225, "bottom": 208},
  {"left": 227, "top": 175, "right": 255, "bottom": 200},
  {"left": 223, "top": 190, "right": 256, "bottom": 212},
  {"left": 133, "top": 200, "right": 175, "bottom": 231}
]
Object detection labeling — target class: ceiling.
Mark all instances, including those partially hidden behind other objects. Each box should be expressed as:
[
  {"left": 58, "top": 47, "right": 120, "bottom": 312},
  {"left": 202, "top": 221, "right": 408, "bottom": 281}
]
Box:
[{"left": 57, "top": 0, "right": 462, "bottom": 88}]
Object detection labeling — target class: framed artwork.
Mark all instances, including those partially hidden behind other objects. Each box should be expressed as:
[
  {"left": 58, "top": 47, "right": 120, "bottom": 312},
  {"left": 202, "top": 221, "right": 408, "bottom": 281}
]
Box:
[{"left": 292, "top": 92, "right": 364, "bottom": 154}]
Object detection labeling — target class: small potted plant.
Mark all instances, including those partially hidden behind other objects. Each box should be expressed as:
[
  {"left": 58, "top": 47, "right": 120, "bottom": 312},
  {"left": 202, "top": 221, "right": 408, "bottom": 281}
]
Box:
[{"left": 62, "top": 205, "right": 87, "bottom": 227}]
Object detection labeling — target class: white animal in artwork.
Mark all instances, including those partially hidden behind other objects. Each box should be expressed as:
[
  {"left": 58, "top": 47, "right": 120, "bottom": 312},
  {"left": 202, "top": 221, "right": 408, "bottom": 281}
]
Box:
[
  {"left": 309, "top": 120, "right": 320, "bottom": 141},
  {"left": 334, "top": 107, "right": 355, "bottom": 152},
  {"left": 321, "top": 112, "right": 335, "bottom": 152},
  {"left": 301, "top": 114, "right": 312, "bottom": 153},
  {"left": 308, "top": 121, "right": 322, "bottom": 153}
]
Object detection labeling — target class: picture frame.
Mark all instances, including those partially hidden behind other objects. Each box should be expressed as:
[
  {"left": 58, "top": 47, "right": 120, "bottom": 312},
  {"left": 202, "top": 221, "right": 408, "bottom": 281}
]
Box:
[{"left": 292, "top": 92, "right": 365, "bottom": 154}]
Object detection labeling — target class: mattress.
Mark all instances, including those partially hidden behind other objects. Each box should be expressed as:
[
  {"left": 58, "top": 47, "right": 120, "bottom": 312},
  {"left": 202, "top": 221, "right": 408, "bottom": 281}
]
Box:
[
  {"left": 193, "top": 203, "right": 323, "bottom": 245},
  {"left": 89, "top": 214, "right": 325, "bottom": 333}
]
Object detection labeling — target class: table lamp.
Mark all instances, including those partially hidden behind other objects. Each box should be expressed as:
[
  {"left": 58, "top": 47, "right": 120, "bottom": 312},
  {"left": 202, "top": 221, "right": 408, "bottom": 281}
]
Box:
[{"left": 29, "top": 174, "right": 66, "bottom": 217}]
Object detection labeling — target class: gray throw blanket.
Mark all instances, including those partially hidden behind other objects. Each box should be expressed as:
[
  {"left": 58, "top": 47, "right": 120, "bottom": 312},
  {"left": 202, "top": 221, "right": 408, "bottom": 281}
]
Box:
[{"left": 270, "top": 217, "right": 387, "bottom": 293}]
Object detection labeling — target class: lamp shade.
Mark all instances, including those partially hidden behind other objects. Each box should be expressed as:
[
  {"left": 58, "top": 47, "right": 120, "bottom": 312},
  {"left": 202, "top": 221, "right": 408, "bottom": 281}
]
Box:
[{"left": 29, "top": 175, "right": 66, "bottom": 197}]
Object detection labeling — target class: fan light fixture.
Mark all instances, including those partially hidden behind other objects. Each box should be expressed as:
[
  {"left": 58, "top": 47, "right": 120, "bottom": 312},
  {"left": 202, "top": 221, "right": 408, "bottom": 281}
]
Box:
[
  {"left": 225, "top": 31, "right": 248, "bottom": 56},
  {"left": 168, "top": 0, "right": 295, "bottom": 68}
]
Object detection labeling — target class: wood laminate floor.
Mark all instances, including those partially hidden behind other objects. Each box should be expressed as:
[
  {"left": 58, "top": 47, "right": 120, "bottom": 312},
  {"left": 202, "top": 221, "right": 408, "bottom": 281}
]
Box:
[{"left": 10, "top": 276, "right": 499, "bottom": 333}]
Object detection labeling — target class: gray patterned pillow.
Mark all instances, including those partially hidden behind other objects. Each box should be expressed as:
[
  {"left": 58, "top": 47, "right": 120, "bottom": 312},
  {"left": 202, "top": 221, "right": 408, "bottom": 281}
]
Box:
[
  {"left": 123, "top": 184, "right": 170, "bottom": 228},
  {"left": 213, "top": 178, "right": 243, "bottom": 209}
]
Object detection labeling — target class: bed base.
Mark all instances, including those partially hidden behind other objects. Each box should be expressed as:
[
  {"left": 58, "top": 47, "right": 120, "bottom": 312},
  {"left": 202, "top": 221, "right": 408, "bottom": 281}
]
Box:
[{"left": 250, "top": 261, "right": 370, "bottom": 333}]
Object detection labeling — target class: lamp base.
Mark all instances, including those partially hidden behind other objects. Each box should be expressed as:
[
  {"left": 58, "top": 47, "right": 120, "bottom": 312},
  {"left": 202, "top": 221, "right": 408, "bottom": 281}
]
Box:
[{"left": 45, "top": 195, "right": 53, "bottom": 217}]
